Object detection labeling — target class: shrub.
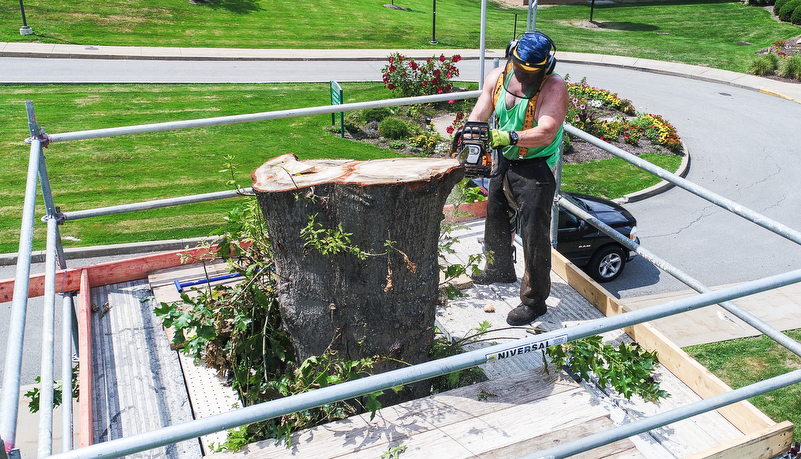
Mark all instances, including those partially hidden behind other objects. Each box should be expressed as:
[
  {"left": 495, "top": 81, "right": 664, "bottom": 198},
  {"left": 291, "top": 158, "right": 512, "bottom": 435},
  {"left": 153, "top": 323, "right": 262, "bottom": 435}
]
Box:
[
  {"left": 792, "top": 4, "right": 801, "bottom": 23},
  {"left": 748, "top": 0, "right": 774, "bottom": 5},
  {"left": 749, "top": 54, "right": 779, "bottom": 75},
  {"left": 779, "top": 0, "right": 801, "bottom": 21},
  {"left": 780, "top": 54, "right": 801, "bottom": 80},
  {"left": 362, "top": 107, "right": 392, "bottom": 123},
  {"left": 378, "top": 117, "right": 410, "bottom": 139},
  {"left": 774, "top": 0, "right": 789, "bottom": 14},
  {"left": 382, "top": 53, "right": 461, "bottom": 97},
  {"left": 343, "top": 112, "right": 362, "bottom": 134}
]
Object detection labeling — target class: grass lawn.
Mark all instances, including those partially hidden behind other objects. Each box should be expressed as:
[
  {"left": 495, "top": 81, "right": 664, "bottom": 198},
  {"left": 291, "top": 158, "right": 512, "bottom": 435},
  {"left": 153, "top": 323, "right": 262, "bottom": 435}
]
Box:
[
  {"left": 0, "top": 82, "right": 679, "bottom": 254},
  {"left": 685, "top": 330, "right": 801, "bottom": 440},
  {"left": 0, "top": 83, "right": 395, "bottom": 254},
  {"left": 2, "top": 0, "right": 799, "bottom": 73}
]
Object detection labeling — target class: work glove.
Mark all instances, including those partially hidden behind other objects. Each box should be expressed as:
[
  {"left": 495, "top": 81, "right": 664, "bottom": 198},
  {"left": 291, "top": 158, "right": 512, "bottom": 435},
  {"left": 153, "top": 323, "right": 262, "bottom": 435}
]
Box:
[{"left": 490, "top": 129, "right": 511, "bottom": 148}]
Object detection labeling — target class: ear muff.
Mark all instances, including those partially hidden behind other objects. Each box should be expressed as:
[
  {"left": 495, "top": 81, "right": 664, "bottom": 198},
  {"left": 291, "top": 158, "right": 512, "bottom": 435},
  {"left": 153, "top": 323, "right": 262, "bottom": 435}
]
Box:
[{"left": 506, "top": 30, "right": 557, "bottom": 75}]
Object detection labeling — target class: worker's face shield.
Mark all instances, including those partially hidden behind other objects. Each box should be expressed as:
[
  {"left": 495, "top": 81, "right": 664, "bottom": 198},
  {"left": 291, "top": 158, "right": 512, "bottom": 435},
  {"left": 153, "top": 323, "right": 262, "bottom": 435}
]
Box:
[{"left": 503, "top": 59, "right": 546, "bottom": 99}]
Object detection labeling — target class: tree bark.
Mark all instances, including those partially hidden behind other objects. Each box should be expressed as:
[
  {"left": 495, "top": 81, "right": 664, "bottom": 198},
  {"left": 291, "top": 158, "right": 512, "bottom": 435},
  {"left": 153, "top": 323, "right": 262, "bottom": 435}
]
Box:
[{"left": 252, "top": 154, "right": 463, "bottom": 400}]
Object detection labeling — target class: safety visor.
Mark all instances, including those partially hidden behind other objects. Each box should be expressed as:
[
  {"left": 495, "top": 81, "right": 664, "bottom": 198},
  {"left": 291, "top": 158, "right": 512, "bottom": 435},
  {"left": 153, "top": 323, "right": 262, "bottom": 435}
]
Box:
[{"left": 511, "top": 47, "right": 549, "bottom": 72}]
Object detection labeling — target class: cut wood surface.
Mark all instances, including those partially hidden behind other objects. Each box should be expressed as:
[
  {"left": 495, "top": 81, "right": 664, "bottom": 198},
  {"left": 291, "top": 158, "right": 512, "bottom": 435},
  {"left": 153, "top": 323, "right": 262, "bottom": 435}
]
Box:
[{"left": 251, "top": 153, "right": 461, "bottom": 192}]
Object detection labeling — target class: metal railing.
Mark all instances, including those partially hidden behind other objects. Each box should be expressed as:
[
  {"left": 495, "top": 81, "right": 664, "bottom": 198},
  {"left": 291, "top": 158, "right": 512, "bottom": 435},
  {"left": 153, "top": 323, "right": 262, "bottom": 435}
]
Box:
[{"left": 3, "top": 90, "right": 801, "bottom": 459}]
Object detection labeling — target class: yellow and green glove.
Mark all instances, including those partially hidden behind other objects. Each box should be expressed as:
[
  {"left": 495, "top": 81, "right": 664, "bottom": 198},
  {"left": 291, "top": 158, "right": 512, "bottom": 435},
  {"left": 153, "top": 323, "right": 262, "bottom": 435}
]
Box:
[{"left": 489, "top": 129, "right": 511, "bottom": 148}]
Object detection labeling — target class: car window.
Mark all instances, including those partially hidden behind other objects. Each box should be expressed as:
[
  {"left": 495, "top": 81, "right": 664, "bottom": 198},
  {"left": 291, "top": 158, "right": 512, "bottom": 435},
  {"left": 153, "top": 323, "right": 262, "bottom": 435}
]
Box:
[{"left": 559, "top": 209, "right": 581, "bottom": 229}]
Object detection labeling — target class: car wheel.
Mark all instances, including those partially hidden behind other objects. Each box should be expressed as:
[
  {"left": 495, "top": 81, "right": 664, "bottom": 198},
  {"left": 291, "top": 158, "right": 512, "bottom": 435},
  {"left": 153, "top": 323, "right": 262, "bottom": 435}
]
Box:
[{"left": 587, "top": 245, "right": 626, "bottom": 283}]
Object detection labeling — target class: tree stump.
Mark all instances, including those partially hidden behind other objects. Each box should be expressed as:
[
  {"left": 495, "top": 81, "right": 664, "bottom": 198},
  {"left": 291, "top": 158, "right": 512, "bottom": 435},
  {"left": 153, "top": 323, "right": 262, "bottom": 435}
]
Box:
[{"left": 252, "top": 154, "right": 463, "bottom": 400}]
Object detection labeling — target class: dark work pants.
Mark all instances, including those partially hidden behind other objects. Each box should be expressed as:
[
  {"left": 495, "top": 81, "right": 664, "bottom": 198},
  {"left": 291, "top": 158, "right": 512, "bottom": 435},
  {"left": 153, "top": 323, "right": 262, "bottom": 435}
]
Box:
[{"left": 484, "top": 156, "right": 556, "bottom": 308}]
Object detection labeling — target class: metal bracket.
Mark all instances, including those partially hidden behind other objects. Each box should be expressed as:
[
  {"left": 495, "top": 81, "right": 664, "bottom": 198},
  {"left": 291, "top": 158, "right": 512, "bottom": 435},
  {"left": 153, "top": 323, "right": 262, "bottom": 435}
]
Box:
[{"left": 41, "top": 207, "right": 66, "bottom": 225}]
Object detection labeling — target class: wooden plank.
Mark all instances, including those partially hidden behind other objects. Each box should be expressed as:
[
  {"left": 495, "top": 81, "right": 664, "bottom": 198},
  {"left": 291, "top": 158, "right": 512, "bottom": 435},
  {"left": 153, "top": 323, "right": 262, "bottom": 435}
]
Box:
[
  {"left": 549, "top": 250, "right": 777, "bottom": 436},
  {"left": 210, "top": 371, "right": 645, "bottom": 459},
  {"left": 482, "top": 415, "right": 643, "bottom": 459},
  {"left": 686, "top": 421, "right": 794, "bottom": 459},
  {"left": 0, "top": 245, "right": 218, "bottom": 302},
  {"left": 77, "top": 269, "right": 93, "bottom": 448}
]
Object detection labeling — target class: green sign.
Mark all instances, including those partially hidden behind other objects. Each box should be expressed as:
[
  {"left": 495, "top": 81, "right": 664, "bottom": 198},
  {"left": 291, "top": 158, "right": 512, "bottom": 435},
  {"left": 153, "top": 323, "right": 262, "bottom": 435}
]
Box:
[{"left": 331, "top": 80, "right": 344, "bottom": 138}]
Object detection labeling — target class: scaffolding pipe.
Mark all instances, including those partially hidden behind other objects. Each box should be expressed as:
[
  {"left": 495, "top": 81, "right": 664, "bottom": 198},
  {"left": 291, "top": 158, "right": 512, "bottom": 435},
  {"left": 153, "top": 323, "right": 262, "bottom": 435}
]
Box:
[
  {"left": 44, "top": 267, "right": 801, "bottom": 459},
  {"left": 0, "top": 139, "right": 42, "bottom": 451},
  {"left": 37, "top": 154, "right": 66, "bottom": 269},
  {"left": 563, "top": 123, "right": 801, "bottom": 247},
  {"left": 61, "top": 188, "right": 253, "bottom": 221},
  {"left": 45, "top": 92, "right": 481, "bottom": 144},
  {"left": 478, "top": 0, "right": 487, "bottom": 90},
  {"left": 38, "top": 217, "right": 58, "bottom": 458},
  {"left": 61, "top": 294, "right": 75, "bottom": 453},
  {"left": 527, "top": 368, "right": 801, "bottom": 459},
  {"left": 557, "top": 195, "right": 801, "bottom": 358}
]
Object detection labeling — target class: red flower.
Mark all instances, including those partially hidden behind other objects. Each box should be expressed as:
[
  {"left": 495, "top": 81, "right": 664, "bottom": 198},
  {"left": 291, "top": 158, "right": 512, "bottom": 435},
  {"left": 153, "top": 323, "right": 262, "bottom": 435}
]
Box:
[
  {"left": 445, "top": 84, "right": 452, "bottom": 91},
  {"left": 410, "top": 61, "right": 418, "bottom": 70},
  {"left": 387, "top": 84, "right": 396, "bottom": 90},
  {"left": 446, "top": 126, "right": 454, "bottom": 134},
  {"left": 437, "top": 87, "right": 444, "bottom": 94},
  {"left": 389, "top": 65, "right": 396, "bottom": 73},
  {"left": 422, "top": 81, "right": 427, "bottom": 87},
  {"left": 433, "top": 69, "right": 441, "bottom": 77},
  {"left": 389, "top": 56, "right": 394, "bottom": 64},
  {"left": 453, "top": 54, "right": 461, "bottom": 63},
  {"left": 447, "top": 72, "right": 452, "bottom": 79},
  {"left": 439, "top": 54, "right": 446, "bottom": 62}
]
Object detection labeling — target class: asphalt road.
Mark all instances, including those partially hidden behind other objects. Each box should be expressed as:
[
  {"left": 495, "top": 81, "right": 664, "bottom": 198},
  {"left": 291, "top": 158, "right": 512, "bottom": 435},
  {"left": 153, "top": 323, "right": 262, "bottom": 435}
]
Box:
[{"left": 3, "top": 56, "right": 801, "bottom": 385}]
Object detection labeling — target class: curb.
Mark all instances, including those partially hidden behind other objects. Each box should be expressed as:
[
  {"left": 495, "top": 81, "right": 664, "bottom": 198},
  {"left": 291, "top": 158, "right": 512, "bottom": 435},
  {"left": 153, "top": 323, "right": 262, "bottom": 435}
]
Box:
[{"left": 613, "top": 141, "right": 691, "bottom": 205}]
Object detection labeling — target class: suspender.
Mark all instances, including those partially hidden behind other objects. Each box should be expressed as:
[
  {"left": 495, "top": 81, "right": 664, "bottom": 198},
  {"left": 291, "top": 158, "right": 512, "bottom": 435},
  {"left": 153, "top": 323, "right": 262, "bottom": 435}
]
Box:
[{"left": 492, "top": 62, "right": 549, "bottom": 158}]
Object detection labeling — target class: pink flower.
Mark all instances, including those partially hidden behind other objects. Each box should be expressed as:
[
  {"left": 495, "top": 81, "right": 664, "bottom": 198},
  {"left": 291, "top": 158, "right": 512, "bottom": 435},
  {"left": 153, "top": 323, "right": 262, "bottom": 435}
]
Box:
[{"left": 448, "top": 99, "right": 456, "bottom": 104}]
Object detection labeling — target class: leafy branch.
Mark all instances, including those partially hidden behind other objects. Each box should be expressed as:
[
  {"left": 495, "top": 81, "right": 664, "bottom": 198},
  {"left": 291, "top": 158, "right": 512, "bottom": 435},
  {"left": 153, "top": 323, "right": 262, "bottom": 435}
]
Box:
[{"left": 544, "top": 335, "right": 669, "bottom": 403}]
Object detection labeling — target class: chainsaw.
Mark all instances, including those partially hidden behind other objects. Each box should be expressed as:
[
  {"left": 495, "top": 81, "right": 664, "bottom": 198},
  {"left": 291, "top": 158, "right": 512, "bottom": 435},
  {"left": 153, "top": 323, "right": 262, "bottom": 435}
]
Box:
[{"left": 450, "top": 121, "right": 496, "bottom": 178}]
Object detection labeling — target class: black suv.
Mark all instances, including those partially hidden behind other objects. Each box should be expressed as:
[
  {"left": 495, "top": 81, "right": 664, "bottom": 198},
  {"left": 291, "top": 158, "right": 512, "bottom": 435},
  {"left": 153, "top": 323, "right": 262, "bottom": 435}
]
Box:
[
  {"left": 467, "top": 180, "right": 638, "bottom": 282},
  {"left": 557, "top": 192, "right": 638, "bottom": 282}
]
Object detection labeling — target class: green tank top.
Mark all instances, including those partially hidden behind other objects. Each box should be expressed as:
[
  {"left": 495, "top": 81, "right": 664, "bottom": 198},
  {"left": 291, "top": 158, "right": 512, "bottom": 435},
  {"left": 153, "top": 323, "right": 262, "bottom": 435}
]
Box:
[{"left": 493, "top": 75, "right": 562, "bottom": 169}]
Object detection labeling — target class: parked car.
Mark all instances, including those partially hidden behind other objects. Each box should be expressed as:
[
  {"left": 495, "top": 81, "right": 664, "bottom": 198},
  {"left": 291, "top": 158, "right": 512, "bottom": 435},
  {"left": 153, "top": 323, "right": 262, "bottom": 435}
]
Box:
[
  {"left": 467, "top": 180, "right": 638, "bottom": 282},
  {"left": 556, "top": 192, "right": 638, "bottom": 282}
]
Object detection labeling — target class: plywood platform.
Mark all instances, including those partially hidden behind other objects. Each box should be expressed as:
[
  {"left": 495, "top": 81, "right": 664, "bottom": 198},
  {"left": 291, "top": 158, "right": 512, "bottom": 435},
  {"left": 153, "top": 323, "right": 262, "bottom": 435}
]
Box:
[
  {"left": 131, "top": 218, "right": 790, "bottom": 459},
  {"left": 210, "top": 370, "right": 645, "bottom": 459}
]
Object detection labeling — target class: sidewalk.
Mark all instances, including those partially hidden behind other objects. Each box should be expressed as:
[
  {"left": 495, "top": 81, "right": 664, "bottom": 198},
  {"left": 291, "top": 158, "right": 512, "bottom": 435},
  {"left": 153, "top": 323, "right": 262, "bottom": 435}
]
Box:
[{"left": 1, "top": 42, "right": 800, "bottom": 103}]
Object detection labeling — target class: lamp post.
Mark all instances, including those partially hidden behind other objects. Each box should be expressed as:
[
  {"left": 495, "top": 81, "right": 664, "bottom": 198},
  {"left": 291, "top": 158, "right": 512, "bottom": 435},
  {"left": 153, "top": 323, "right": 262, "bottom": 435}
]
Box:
[
  {"left": 431, "top": 0, "right": 437, "bottom": 44},
  {"left": 19, "top": 0, "right": 33, "bottom": 35}
]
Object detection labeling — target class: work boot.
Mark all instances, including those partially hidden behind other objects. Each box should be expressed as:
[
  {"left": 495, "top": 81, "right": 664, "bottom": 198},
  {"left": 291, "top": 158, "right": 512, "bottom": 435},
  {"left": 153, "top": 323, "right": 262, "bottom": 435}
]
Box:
[
  {"left": 471, "top": 267, "right": 517, "bottom": 285},
  {"left": 506, "top": 303, "right": 547, "bottom": 326}
]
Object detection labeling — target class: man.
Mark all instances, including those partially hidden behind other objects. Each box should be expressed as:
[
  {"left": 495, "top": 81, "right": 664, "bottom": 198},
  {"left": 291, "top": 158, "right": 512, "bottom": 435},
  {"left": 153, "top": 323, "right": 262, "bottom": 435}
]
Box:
[{"left": 468, "top": 31, "right": 569, "bottom": 326}]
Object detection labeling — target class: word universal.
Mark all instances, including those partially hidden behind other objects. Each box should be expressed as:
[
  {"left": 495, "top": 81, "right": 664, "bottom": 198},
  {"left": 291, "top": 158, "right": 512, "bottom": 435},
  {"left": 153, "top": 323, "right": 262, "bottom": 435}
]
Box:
[{"left": 485, "top": 334, "right": 568, "bottom": 362}]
